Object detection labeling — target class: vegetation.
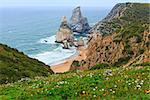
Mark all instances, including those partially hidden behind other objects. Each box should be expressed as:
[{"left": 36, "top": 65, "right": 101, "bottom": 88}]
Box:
[
  {"left": 0, "top": 3, "right": 149, "bottom": 100},
  {"left": 71, "top": 60, "right": 80, "bottom": 67},
  {"left": 114, "top": 3, "right": 149, "bottom": 39},
  {"left": 90, "top": 63, "right": 110, "bottom": 70},
  {"left": 0, "top": 65, "right": 149, "bottom": 99},
  {"left": 0, "top": 44, "right": 53, "bottom": 84}
]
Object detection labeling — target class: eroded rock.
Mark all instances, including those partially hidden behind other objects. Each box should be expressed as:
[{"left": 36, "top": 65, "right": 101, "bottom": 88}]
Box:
[{"left": 70, "top": 7, "right": 91, "bottom": 34}]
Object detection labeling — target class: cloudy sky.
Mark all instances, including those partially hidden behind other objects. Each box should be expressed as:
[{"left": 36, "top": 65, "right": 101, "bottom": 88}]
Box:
[{"left": 0, "top": 0, "right": 149, "bottom": 7}]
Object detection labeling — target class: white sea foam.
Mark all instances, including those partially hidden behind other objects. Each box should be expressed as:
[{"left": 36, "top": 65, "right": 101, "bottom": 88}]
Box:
[
  {"left": 38, "top": 35, "right": 56, "bottom": 44},
  {"left": 30, "top": 46, "right": 77, "bottom": 65}
]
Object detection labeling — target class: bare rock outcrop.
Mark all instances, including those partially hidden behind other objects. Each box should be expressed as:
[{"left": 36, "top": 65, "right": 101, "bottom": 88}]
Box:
[
  {"left": 56, "top": 16, "right": 73, "bottom": 43},
  {"left": 70, "top": 7, "right": 91, "bottom": 34}
]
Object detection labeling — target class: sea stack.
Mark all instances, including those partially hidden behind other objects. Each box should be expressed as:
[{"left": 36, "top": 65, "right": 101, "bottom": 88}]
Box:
[
  {"left": 70, "top": 6, "right": 91, "bottom": 34},
  {"left": 55, "top": 16, "right": 73, "bottom": 43}
]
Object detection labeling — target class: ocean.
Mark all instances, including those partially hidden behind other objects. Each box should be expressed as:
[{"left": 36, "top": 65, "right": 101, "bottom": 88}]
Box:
[{"left": 0, "top": 6, "right": 110, "bottom": 65}]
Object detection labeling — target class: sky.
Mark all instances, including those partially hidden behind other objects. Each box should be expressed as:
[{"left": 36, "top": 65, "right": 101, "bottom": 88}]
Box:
[{"left": 0, "top": 0, "right": 149, "bottom": 7}]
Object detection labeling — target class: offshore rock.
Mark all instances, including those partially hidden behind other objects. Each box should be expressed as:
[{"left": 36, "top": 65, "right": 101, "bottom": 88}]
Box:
[
  {"left": 70, "top": 7, "right": 91, "bottom": 34},
  {"left": 56, "top": 16, "right": 73, "bottom": 43}
]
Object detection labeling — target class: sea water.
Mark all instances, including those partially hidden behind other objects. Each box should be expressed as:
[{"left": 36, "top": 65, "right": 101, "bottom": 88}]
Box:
[{"left": 0, "top": 6, "right": 110, "bottom": 65}]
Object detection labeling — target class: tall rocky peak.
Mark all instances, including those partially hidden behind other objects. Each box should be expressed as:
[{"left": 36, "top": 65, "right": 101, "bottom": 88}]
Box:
[
  {"left": 70, "top": 6, "right": 91, "bottom": 34},
  {"left": 71, "top": 7, "right": 82, "bottom": 23},
  {"left": 70, "top": 3, "right": 150, "bottom": 70}
]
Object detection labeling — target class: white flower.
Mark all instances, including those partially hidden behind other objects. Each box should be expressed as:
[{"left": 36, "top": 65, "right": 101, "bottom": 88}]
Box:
[
  {"left": 93, "top": 88, "right": 96, "bottom": 91},
  {"left": 141, "top": 80, "right": 144, "bottom": 83},
  {"left": 82, "top": 91, "right": 85, "bottom": 94},
  {"left": 136, "top": 85, "right": 141, "bottom": 88},
  {"left": 93, "top": 95, "right": 96, "bottom": 97},
  {"left": 140, "top": 82, "right": 143, "bottom": 85},
  {"left": 110, "top": 89, "right": 112, "bottom": 92}
]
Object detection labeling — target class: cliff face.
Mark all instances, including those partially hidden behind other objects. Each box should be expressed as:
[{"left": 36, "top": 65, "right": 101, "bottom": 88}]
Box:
[
  {"left": 71, "top": 3, "right": 150, "bottom": 70},
  {"left": 70, "top": 7, "right": 91, "bottom": 34},
  {"left": 83, "top": 31, "right": 150, "bottom": 69}
]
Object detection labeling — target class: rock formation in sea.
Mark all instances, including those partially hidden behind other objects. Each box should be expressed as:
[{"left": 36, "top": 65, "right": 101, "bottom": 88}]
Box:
[
  {"left": 70, "top": 3, "right": 150, "bottom": 70},
  {"left": 55, "top": 16, "right": 73, "bottom": 43},
  {"left": 70, "top": 6, "right": 91, "bottom": 34}
]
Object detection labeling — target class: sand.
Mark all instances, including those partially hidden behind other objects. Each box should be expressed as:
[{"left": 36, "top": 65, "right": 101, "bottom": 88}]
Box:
[{"left": 51, "top": 46, "right": 87, "bottom": 73}]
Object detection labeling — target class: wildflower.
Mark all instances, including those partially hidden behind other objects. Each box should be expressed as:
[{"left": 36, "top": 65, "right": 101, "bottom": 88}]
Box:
[
  {"left": 93, "top": 88, "right": 96, "bottom": 91},
  {"left": 82, "top": 91, "right": 85, "bottom": 94},
  {"left": 110, "top": 88, "right": 113, "bottom": 92},
  {"left": 128, "top": 83, "right": 131, "bottom": 86},
  {"left": 140, "top": 82, "right": 143, "bottom": 85},
  {"left": 93, "top": 95, "right": 96, "bottom": 97},
  {"left": 136, "top": 84, "right": 141, "bottom": 88},
  {"left": 112, "top": 91, "right": 115, "bottom": 93},
  {"left": 114, "top": 85, "right": 117, "bottom": 88}
]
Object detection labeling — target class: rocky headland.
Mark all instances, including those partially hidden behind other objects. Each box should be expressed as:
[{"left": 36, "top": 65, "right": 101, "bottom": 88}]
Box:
[
  {"left": 70, "top": 3, "right": 150, "bottom": 70},
  {"left": 53, "top": 3, "right": 150, "bottom": 73}
]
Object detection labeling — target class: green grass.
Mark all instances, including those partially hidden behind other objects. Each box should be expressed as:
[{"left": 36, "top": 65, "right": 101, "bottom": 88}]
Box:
[
  {"left": 0, "top": 65, "right": 149, "bottom": 99},
  {"left": 90, "top": 63, "right": 110, "bottom": 70},
  {"left": 0, "top": 44, "right": 53, "bottom": 84}
]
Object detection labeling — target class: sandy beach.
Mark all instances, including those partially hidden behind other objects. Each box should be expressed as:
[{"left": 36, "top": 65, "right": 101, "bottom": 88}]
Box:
[{"left": 51, "top": 46, "right": 87, "bottom": 73}]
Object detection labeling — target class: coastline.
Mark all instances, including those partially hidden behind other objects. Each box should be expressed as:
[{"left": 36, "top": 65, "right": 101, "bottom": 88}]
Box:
[{"left": 50, "top": 46, "right": 87, "bottom": 73}]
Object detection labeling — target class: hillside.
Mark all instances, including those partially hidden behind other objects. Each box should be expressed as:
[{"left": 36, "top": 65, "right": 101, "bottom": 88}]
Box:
[
  {"left": 0, "top": 2, "right": 150, "bottom": 99},
  {"left": 0, "top": 44, "right": 53, "bottom": 84},
  {"left": 91, "top": 3, "right": 149, "bottom": 35},
  {"left": 0, "top": 65, "right": 149, "bottom": 99},
  {"left": 71, "top": 3, "right": 150, "bottom": 70}
]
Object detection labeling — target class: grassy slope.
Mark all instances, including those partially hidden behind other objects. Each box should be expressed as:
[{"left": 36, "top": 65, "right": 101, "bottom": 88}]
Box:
[
  {"left": 117, "top": 3, "right": 149, "bottom": 39},
  {"left": 0, "top": 44, "right": 53, "bottom": 84},
  {"left": 0, "top": 65, "right": 149, "bottom": 99},
  {"left": 105, "top": 3, "right": 149, "bottom": 36}
]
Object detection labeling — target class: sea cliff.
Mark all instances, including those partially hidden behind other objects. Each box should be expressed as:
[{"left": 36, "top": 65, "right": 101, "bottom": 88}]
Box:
[{"left": 71, "top": 3, "right": 150, "bottom": 70}]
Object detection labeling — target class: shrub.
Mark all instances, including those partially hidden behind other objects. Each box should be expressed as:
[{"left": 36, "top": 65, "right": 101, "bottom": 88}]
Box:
[
  {"left": 71, "top": 60, "right": 80, "bottom": 67},
  {"left": 90, "top": 63, "right": 110, "bottom": 70}
]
